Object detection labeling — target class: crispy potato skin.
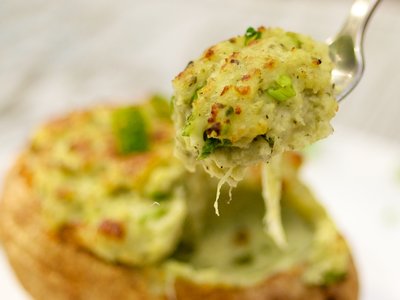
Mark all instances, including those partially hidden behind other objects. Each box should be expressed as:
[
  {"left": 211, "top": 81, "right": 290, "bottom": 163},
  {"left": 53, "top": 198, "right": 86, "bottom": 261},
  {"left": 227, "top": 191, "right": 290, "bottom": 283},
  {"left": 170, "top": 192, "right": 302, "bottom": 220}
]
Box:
[{"left": 0, "top": 157, "right": 358, "bottom": 300}]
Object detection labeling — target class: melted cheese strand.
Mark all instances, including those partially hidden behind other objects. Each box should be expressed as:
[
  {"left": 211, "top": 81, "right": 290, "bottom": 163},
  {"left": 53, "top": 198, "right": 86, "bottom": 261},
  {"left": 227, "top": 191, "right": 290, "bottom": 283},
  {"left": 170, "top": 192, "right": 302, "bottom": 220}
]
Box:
[
  {"left": 262, "top": 155, "right": 287, "bottom": 249},
  {"left": 214, "top": 167, "right": 234, "bottom": 216},
  {"left": 227, "top": 186, "right": 233, "bottom": 204}
]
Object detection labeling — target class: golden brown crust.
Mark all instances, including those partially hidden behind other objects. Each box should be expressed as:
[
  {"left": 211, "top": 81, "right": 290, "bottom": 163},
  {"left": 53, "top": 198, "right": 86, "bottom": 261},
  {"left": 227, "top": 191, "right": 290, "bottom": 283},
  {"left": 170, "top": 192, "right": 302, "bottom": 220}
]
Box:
[
  {"left": 0, "top": 159, "right": 156, "bottom": 300},
  {"left": 0, "top": 157, "right": 358, "bottom": 300}
]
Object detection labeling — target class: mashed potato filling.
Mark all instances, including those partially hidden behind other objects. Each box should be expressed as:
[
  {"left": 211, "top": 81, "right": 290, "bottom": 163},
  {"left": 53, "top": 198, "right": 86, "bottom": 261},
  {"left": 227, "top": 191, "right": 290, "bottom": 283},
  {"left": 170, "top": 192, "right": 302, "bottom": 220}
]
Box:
[
  {"left": 173, "top": 27, "right": 338, "bottom": 245},
  {"left": 173, "top": 27, "right": 337, "bottom": 184},
  {"left": 28, "top": 98, "right": 188, "bottom": 266}
]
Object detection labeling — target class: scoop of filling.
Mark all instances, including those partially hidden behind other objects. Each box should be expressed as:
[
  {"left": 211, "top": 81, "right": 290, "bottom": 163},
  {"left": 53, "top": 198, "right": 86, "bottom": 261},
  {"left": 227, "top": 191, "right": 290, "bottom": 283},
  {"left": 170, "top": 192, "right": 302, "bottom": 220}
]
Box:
[{"left": 172, "top": 27, "right": 337, "bottom": 186}]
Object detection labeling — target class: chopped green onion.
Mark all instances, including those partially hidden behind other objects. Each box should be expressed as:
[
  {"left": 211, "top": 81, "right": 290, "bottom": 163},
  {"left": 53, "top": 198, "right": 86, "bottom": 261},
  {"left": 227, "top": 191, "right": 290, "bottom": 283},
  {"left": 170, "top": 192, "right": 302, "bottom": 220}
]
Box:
[
  {"left": 267, "top": 75, "right": 296, "bottom": 101},
  {"left": 262, "top": 135, "right": 275, "bottom": 148},
  {"left": 181, "top": 126, "right": 190, "bottom": 137},
  {"left": 139, "top": 207, "right": 168, "bottom": 224},
  {"left": 150, "top": 95, "right": 171, "bottom": 119},
  {"left": 150, "top": 191, "right": 170, "bottom": 201},
  {"left": 267, "top": 88, "right": 296, "bottom": 101},
  {"left": 276, "top": 75, "right": 292, "bottom": 87},
  {"left": 181, "top": 113, "right": 194, "bottom": 137},
  {"left": 244, "top": 27, "right": 262, "bottom": 45},
  {"left": 287, "top": 32, "right": 303, "bottom": 48},
  {"left": 225, "top": 106, "right": 234, "bottom": 116},
  {"left": 199, "top": 138, "right": 232, "bottom": 159},
  {"left": 323, "top": 271, "right": 346, "bottom": 285},
  {"left": 190, "top": 86, "right": 203, "bottom": 104},
  {"left": 112, "top": 107, "right": 149, "bottom": 154}
]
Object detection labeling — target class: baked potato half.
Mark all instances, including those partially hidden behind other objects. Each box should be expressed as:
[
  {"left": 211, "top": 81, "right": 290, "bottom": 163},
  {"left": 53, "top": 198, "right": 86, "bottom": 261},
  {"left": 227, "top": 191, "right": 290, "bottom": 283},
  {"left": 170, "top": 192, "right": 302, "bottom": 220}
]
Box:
[{"left": 0, "top": 98, "right": 358, "bottom": 300}]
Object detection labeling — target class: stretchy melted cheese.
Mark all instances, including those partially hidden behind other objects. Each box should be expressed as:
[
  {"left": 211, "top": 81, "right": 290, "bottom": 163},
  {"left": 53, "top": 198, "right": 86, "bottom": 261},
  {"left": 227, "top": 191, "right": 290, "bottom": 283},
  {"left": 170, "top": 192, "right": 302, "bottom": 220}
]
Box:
[
  {"left": 173, "top": 27, "right": 337, "bottom": 186},
  {"left": 168, "top": 153, "right": 350, "bottom": 287}
]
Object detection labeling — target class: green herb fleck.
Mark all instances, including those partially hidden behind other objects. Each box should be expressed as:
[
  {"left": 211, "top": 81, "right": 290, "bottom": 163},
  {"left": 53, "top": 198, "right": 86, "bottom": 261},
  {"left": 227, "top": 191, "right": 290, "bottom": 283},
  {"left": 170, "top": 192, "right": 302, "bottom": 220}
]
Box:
[
  {"left": 221, "top": 123, "right": 231, "bottom": 135},
  {"left": 112, "top": 107, "right": 149, "bottom": 155},
  {"left": 150, "top": 95, "right": 171, "bottom": 119},
  {"left": 199, "top": 138, "right": 232, "bottom": 159},
  {"left": 190, "top": 86, "right": 203, "bottom": 104},
  {"left": 244, "top": 27, "right": 262, "bottom": 45},
  {"left": 266, "top": 74, "right": 296, "bottom": 101},
  {"left": 233, "top": 253, "right": 253, "bottom": 265},
  {"left": 152, "top": 207, "right": 167, "bottom": 219},
  {"left": 139, "top": 206, "right": 168, "bottom": 224},
  {"left": 287, "top": 32, "right": 303, "bottom": 48},
  {"left": 323, "top": 271, "right": 346, "bottom": 285},
  {"left": 181, "top": 113, "right": 194, "bottom": 137},
  {"left": 150, "top": 191, "right": 170, "bottom": 201},
  {"left": 225, "top": 106, "right": 234, "bottom": 116},
  {"left": 262, "top": 135, "right": 275, "bottom": 148}
]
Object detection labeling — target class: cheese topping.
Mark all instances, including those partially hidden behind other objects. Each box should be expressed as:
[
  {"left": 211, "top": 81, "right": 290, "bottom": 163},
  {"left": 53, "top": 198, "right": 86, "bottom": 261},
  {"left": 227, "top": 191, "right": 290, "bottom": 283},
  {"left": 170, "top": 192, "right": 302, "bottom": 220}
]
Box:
[{"left": 172, "top": 27, "right": 337, "bottom": 186}]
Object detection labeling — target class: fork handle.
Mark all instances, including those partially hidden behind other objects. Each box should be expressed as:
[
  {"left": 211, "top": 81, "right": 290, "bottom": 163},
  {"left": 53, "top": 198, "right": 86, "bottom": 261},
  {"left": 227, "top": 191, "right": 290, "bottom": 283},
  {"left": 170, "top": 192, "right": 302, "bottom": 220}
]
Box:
[{"left": 334, "top": 0, "right": 382, "bottom": 48}]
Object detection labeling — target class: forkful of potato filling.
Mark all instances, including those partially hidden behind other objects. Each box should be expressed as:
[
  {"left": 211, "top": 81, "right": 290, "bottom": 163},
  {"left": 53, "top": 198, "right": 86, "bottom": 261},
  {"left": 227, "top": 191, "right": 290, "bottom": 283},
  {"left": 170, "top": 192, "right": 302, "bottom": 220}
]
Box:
[{"left": 172, "top": 26, "right": 338, "bottom": 247}]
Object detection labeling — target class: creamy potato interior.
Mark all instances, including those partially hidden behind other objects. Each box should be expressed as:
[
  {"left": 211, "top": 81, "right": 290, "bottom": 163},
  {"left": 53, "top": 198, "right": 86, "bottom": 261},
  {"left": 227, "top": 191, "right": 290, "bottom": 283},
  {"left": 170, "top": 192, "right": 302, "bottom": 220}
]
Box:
[
  {"left": 26, "top": 98, "right": 188, "bottom": 266},
  {"left": 167, "top": 153, "right": 350, "bottom": 286},
  {"left": 172, "top": 27, "right": 337, "bottom": 185}
]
